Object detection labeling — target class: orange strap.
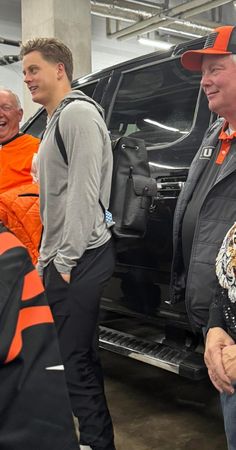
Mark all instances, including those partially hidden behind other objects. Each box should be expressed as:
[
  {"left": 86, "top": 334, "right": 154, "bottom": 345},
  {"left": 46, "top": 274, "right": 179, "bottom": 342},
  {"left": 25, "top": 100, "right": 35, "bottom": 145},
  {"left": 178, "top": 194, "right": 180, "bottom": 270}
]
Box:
[
  {"left": 215, "top": 140, "right": 231, "bottom": 165},
  {"left": 5, "top": 306, "right": 54, "bottom": 363},
  {"left": 22, "top": 269, "right": 44, "bottom": 301}
]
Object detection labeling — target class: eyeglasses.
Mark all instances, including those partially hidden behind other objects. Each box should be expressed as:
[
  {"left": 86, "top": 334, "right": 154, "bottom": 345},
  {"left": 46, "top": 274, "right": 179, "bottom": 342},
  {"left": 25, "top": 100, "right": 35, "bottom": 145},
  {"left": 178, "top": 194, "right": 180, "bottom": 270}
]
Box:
[{"left": 0, "top": 105, "right": 16, "bottom": 112}]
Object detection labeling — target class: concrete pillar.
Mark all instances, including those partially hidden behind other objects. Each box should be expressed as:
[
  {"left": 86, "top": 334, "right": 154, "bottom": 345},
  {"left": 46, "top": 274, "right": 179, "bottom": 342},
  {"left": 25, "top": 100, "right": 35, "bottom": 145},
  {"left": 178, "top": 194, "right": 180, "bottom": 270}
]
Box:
[{"left": 21, "top": 0, "right": 91, "bottom": 119}]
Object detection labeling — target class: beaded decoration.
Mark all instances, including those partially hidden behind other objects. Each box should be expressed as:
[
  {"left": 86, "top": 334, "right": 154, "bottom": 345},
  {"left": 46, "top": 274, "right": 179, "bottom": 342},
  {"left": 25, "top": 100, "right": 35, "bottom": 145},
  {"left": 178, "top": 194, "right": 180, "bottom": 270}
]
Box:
[{"left": 216, "top": 222, "right": 236, "bottom": 303}]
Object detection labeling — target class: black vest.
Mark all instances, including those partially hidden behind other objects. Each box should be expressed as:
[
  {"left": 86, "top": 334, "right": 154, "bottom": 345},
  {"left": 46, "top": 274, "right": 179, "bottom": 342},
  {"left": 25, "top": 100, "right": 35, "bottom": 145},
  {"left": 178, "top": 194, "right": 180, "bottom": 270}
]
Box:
[{"left": 170, "top": 119, "right": 236, "bottom": 330}]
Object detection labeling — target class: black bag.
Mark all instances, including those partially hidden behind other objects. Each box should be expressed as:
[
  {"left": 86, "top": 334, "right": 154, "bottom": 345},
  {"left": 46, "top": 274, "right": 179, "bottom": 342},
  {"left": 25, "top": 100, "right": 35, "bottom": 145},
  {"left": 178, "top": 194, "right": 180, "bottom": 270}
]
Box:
[
  {"left": 55, "top": 113, "right": 157, "bottom": 240},
  {"left": 108, "top": 136, "right": 157, "bottom": 238}
]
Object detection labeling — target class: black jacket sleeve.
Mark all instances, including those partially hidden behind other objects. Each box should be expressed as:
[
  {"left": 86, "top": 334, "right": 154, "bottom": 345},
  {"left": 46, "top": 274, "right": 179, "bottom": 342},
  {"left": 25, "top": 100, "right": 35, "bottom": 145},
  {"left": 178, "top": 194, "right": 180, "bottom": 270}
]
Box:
[{"left": 206, "top": 284, "right": 227, "bottom": 332}]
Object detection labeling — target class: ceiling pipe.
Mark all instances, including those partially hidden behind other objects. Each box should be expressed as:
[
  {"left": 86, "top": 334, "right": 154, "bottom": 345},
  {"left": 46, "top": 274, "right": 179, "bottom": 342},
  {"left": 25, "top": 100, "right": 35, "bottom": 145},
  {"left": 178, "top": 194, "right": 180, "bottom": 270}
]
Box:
[
  {"left": 90, "top": 0, "right": 158, "bottom": 22},
  {"left": 173, "top": 17, "right": 223, "bottom": 30},
  {"left": 106, "top": 0, "right": 232, "bottom": 40},
  {"left": 91, "top": 0, "right": 162, "bottom": 15},
  {"left": 91, "top": 1, "right": 223, "bottom": 40},
  {"left": 103, "top": 16, "right": 215, "bottom": 39},
  {"left": 92, "top": 6, "right": 143, "bottom": 22},
  {"left": 108, "top": 0, "right": 217, "bottom": 40},
  {"left": 100, "top": 0, "right": 209, "bottom": 33},
  {"left": 120, "top": 0, "right": 163, "bottom": 8},
  {"left": 0, "top": 37, "right": 21, "bottom": 47},
  {"left": 167, "top": 0, "right": 232, "bottom": 17}
]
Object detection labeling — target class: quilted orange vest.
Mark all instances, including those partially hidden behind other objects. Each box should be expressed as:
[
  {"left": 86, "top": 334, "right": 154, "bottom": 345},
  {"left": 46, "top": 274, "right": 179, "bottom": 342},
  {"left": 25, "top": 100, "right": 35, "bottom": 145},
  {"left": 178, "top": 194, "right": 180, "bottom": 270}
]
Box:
[{"left": 0, "top": 183, "right": 42, "bottom": 265}]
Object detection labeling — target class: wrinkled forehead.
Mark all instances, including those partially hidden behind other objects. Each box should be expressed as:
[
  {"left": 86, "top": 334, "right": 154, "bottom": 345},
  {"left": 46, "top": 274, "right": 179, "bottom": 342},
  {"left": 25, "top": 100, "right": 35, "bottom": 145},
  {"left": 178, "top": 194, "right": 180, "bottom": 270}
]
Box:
[{"left": 0, "top": 90, "right": 18, "bottom": 107}]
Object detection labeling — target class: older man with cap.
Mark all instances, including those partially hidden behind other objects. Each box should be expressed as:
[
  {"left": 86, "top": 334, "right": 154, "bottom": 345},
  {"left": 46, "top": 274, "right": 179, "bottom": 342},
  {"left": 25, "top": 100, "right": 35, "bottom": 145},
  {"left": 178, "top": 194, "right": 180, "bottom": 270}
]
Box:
[{"left": 170, "top": 25, "right": 236, "bottom": 449}]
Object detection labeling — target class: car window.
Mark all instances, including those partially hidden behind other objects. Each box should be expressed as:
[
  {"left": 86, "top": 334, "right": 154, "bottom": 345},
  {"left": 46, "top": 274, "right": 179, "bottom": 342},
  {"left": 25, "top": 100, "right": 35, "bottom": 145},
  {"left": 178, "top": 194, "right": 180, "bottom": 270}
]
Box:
[
  {"left": 108, "top": 58, "right": 201, "bottom": 147},
  {"left": 78, "top": 77, "right": 110, "bottom": 105},
  {"left": 23, "top": 109, "right": 47, "bottom": 139},
  {"left": 76, "top": 81, "right": 98, "bottom": 98}
]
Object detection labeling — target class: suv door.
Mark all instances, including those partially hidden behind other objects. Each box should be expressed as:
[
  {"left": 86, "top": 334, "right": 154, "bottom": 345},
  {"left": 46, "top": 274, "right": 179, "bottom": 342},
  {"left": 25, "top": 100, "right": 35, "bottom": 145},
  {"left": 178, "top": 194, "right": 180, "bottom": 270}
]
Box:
[{"left": 102, "top": 55, "right": 212, "bottom": 322}]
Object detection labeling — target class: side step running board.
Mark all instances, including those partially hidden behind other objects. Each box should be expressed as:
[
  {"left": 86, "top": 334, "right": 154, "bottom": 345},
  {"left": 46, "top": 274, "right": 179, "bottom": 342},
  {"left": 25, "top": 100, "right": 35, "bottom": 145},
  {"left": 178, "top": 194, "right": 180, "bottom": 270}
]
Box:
[{"left": 99, "top": 326, "right": 206, "bottom": 380}]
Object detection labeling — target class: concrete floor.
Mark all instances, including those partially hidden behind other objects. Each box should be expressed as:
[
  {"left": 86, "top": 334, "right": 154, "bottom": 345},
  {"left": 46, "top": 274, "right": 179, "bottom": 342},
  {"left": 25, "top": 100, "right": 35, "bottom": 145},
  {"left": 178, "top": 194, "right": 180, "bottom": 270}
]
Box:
[{"left": 101, "top": 350, "right": 227, "bottom": 450}]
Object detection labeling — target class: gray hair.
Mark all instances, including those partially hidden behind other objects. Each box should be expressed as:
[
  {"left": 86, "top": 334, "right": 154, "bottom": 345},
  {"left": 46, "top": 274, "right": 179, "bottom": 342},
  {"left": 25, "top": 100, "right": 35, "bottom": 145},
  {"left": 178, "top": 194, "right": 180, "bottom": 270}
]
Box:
[{"left": 0, "top": 87, "right": 22, "bottom": 109}]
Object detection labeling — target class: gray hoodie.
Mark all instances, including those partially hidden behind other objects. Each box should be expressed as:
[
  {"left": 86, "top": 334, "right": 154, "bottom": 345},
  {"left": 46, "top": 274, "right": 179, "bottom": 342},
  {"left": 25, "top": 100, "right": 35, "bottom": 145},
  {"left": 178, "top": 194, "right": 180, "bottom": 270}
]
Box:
[{"left": 37, "top": 90, "right": 113, "bottom": 276}]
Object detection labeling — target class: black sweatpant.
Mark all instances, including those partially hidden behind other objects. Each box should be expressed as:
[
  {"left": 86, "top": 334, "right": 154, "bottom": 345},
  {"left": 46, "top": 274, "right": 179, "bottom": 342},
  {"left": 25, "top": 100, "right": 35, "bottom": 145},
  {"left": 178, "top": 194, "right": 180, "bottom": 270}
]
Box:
[{"left": 43, "top": 239, "right": 116, "bottom": 450}]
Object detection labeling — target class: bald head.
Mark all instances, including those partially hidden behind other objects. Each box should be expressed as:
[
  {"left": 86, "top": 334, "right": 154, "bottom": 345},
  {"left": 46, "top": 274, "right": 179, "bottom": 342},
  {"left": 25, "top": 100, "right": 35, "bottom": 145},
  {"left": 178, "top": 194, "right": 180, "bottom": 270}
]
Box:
[
  {"left": 0, "top": 88, "right": 21, "bottom": 108},
  {"left": 0, "top": 89, "right": 23, "bottom": 144}
]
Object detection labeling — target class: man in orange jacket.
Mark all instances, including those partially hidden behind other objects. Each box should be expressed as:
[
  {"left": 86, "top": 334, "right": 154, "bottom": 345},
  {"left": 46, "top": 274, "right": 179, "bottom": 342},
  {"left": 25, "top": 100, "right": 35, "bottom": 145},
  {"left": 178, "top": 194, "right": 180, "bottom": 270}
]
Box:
[
  {"left": 0, "top": 88, "right": 42, "bottom": 264},
  {"left": 0, "top": 88, "right": 39, "bottom": 192}
]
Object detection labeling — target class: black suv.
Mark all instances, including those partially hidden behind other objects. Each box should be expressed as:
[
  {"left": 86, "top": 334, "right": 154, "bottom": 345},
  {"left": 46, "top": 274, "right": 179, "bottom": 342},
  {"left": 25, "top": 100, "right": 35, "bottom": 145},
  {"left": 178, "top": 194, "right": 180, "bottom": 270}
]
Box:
[{"left": 22, "top": 36, "right": 215, "bottom": 381}]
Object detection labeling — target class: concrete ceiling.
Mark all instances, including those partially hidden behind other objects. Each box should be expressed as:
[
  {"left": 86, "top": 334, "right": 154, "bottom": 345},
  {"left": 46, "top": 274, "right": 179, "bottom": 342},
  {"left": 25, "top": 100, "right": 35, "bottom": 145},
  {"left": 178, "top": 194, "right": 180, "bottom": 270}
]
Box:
[{"left": 91, "top": 0, "right": 235, "bottom": 42}]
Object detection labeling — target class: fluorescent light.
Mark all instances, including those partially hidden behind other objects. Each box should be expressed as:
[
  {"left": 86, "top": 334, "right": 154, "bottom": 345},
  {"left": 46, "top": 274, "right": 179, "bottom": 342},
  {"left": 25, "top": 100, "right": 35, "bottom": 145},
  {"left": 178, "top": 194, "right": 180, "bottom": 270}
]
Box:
[
  {"left": 138, "top": 37, "right": 172, "bottom": 50},
  {"left": 144, "top": 118, "right": 188, "bottom": 134},
  {"left": 174, "top": 20, "right": 213, "bottom": 33},
  {"left": 159, "top": 26, "right": 202, "bottom": 39}
]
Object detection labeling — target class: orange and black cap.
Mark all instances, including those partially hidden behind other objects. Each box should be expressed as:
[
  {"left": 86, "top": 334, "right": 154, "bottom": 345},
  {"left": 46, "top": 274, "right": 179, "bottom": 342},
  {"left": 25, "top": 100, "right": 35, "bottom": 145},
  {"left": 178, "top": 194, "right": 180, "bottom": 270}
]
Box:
[{"left": 181, "top": 25, "right": 236, "bottom": 71}]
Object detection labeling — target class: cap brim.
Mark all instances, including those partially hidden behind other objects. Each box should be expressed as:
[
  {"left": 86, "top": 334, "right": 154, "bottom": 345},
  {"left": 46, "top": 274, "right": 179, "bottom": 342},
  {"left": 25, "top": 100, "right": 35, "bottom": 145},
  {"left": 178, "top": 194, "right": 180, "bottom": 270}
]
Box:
[{"left": 181, "top": 48, "right": 232, "bottom": 71}]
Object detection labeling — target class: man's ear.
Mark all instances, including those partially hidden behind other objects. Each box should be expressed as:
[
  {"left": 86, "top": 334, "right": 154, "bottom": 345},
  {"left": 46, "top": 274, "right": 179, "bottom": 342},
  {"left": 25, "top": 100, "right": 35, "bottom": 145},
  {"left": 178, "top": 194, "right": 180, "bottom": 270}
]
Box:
[
  {"left": 57, "top": 62, "right": 65, "bottom": 79},
  {"left": 18, "top": 108, "right": 23, "bottom": 122}
]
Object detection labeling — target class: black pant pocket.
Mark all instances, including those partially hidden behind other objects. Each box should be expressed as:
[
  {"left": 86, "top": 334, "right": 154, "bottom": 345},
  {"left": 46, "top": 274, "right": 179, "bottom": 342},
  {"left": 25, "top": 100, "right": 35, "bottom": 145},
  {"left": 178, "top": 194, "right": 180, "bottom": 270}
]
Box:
[{"left": 43, "top": 261, "right": 70, "bottom": 316}]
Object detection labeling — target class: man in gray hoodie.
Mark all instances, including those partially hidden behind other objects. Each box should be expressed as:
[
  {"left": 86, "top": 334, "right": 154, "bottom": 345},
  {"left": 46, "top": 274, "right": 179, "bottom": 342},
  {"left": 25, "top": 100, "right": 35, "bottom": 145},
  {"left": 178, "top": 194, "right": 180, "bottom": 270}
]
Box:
[{"left": 20, "top": 38, "right": 116, "bottom": 450}]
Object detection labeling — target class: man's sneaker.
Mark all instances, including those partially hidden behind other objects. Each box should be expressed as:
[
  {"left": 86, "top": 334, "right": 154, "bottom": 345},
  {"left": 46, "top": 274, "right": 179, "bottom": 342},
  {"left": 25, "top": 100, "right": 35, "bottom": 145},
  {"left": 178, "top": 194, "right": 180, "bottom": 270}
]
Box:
[{"left": 80, "top": 446, "right": 92, "bottom": 450}]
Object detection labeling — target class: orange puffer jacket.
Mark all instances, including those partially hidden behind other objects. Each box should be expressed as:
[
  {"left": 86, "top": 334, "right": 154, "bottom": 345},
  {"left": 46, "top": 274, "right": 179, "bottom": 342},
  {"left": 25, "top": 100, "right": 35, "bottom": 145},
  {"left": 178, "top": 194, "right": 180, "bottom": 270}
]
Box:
[{"left": 0, "top": 183, "right": 42, "bottom": 265}]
